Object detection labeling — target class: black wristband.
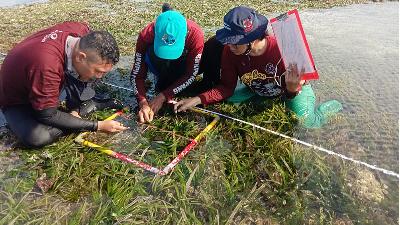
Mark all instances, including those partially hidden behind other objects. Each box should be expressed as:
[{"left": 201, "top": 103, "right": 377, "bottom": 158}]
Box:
[{"left": 93, "top": 121, "right": 98, "bottom": 131}]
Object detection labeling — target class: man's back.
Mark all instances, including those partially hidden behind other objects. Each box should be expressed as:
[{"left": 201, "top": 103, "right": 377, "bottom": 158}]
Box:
[{"left": 0, "top": 22, "right": 89, "bottom": 109}]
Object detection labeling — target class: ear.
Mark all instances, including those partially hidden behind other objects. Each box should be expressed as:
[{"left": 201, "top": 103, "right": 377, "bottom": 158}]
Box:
[{"left": 76, "top": 51, "right": 87, "bottom": 63}]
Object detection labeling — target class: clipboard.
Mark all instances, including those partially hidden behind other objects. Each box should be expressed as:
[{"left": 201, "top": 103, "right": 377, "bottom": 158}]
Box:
[{"left": 270, "top": 9, "right": 319, "bottom": 80}]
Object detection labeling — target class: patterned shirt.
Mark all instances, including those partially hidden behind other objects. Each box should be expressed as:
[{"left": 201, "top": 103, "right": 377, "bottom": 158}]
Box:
[{"left": 199, "top": 35, "right": 288, "bottom": 104}]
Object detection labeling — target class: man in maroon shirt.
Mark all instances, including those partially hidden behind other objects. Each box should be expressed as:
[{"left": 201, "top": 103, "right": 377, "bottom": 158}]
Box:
[
  {"left": 174, "top": 6, "right": 342, "bottom": 128},
  {"left": 130, "top": 4, "right": 204, "bottom": 123},
  {"left": 0, "top": 22, "right": 127, "bottom": 148}
]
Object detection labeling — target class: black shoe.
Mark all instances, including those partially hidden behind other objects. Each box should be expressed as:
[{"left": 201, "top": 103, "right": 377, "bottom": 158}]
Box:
[{"left": 78, "top": 98, "right": 124, "bottom": 117}]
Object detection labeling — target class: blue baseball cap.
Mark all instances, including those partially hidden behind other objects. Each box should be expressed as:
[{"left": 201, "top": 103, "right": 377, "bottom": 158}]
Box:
[
  {"left": 154, "top": 10, "right": 187, "bottom": 59},
  {"left": 216, "top": 6, "right": 268, "bottom": 45}
]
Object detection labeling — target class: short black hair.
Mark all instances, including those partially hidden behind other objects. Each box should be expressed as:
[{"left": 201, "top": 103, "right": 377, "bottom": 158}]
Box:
[{"left": 79, "top": 31, "right": 119, "bottom": 65}]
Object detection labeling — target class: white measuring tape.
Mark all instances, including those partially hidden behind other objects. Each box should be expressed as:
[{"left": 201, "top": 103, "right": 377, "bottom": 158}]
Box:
[{"left": 102, "top": 81, "right": 400, "bottom": 179}]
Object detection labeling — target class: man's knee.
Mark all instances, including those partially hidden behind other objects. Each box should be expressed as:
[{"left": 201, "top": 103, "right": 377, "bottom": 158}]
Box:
[
  {"left": 2, "top": 105, "right": 61, "bottom": 148},
  {"left": 20, "top": 129, "right": 56, "bottom": 148}
]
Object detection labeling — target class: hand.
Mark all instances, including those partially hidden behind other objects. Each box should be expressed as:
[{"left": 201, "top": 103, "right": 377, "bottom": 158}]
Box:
[
  {"left": 148, "top": 93, "right": 166, "bottom": 115},
  {"left": 97, "top": 120, "right": 128, "bottom": 133},
  {"left": 285, "top": 63, "right": 305, "bottom": 93},
  {"left": 173, "top": 97, "right": 202, "bottom": 113},
  {"left": 70, "top": 111, "right": 81, "bottom": 118},
  {"left": 138, "top": 102, "right": 154, "bottom": 123}
]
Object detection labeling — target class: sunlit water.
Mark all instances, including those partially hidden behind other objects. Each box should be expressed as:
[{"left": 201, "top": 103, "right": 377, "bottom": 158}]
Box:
[
  {"left": 291, "top": 4, "right": 398, "bottom": 220},
  {"left": 0, "top": 0, "right": 48, "bottom": 7},
  {"left": 293, "top": 2, "right": 398, "bottom": 175}
]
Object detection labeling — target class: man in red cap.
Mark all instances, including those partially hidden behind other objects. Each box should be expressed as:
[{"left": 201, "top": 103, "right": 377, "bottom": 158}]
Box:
[
  {"left": 130, "top": 4, "right": 204, "bottom": 123},
  {"left": 0, "top": 22, "right": 127, "bottom": 148},
  {"left": 174, "top": 6, "right": 342, "bottom": 128}
]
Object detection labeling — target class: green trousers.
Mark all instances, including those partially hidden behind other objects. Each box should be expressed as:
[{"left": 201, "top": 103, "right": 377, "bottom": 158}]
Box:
[{"left": 227, "top": 83, "right": 343, "bottom": 128}]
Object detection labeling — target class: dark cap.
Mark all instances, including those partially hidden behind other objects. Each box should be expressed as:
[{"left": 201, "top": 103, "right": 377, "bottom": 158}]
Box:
[{"left": 216, "top": 6, "right": 268, "bottom": 45}]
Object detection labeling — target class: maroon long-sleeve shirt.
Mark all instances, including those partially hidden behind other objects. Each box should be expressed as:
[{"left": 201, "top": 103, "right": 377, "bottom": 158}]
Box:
[
  {"left": 130, "top": 19, "right": 204, "bottom": 102},
  {"left": 198, "top": 35, "right": 287, "bottom": 105},
  {"left": 0, "top": 22, "right": 90, "bottom": 110}
]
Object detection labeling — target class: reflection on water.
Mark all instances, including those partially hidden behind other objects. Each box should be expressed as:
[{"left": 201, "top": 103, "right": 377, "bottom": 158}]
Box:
[
  {"left": 0, "top": 0, "right": 48, "bottom": 7},
  {"left": 294, "top": 2, "right": 399, "bottom": 173},
  {"left": 292, "top": 3, "right": 399, "bottom": 220}
]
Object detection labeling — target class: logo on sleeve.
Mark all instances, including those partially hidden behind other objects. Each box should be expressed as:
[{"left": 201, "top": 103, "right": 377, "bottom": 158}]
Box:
[{"left": 41, "top": 30, "right": 63, "bottom": 43}]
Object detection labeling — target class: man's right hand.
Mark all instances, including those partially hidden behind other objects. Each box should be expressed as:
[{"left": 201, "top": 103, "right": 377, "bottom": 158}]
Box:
[
  {"left": 138, "top": 100, "right": 154, "bottom": 123},
  {"left": 97, "top": 120, "right": 128, "bottom": 133}
]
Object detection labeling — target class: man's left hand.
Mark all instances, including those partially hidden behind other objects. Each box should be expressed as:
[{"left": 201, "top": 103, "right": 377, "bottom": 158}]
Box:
[
  {"left": 149, "top": 93, "right": 166, "bottom": 115},
  {"left": 173, "top": 97, "right": 202, "bottom": 113}
]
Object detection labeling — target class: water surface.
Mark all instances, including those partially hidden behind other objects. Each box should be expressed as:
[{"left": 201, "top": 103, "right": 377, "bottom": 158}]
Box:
[
  {"left": 0, "top": 0, "right": 48, "bottom": 7},
  {"left": 294, "top": 2, "right": 398, "bottom": 174}
]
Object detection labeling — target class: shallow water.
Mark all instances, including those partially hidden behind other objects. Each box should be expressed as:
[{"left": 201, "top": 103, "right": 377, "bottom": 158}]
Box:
[
  {"left": 0, "top": 0, "right": 48, "bottom": 7},
  {"left": 0, "top": 3, "right": 398, "bottom": 176},
  {"left": 292, "top": 2, "right": 398, "bottom": 175},
  {"left": 291, "top": 4, "right": 399, "bottom": 220}
]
